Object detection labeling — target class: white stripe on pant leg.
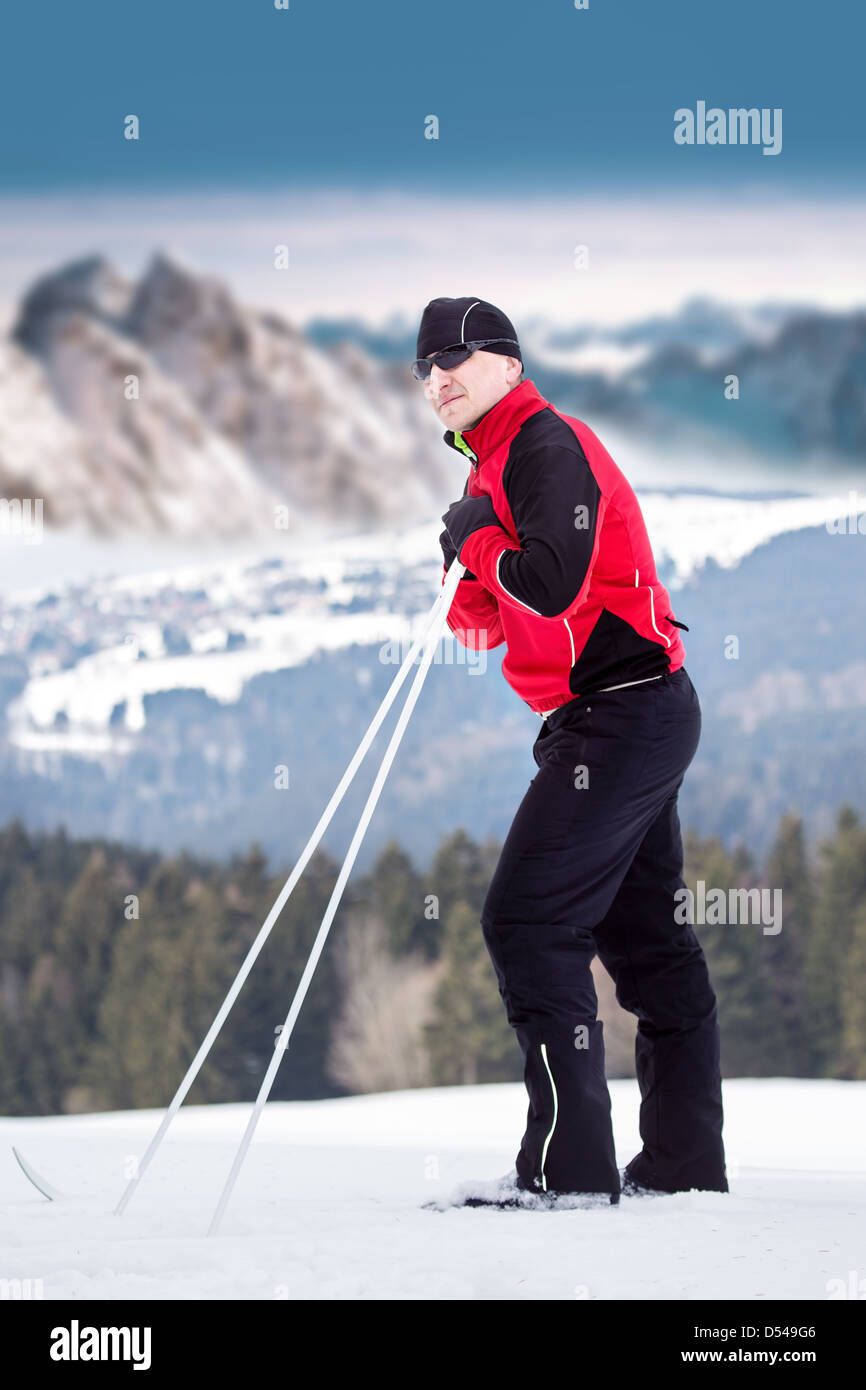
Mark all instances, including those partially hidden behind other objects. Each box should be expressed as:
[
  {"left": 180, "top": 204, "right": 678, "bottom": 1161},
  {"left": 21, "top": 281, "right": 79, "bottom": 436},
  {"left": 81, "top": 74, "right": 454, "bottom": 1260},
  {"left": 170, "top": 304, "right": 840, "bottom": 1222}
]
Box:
[{"left": 539, "top": 1042, "right": 559, "bottom": 1192}]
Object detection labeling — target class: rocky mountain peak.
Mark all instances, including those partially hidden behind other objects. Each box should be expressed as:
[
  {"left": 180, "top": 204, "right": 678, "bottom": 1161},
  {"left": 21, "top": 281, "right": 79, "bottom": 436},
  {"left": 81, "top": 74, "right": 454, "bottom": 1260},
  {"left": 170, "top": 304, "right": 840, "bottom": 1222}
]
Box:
[{"left": 12, "top": 254, "right": 133, "bottom": 353}]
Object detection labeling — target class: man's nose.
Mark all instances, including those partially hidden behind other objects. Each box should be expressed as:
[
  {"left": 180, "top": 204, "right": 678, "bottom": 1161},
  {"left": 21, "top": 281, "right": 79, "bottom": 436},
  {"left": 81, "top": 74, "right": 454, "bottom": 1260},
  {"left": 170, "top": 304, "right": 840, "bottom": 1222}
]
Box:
[{"left": 428, "top": 363, "right": 453, "bottom": 396}]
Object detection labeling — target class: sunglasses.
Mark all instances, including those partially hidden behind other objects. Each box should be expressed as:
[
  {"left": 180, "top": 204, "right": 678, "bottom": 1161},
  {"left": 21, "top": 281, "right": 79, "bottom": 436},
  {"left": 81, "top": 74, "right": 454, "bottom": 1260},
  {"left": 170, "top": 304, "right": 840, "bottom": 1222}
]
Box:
[{"left": 411, "top": 338, "right": 520, "bottom": 381}]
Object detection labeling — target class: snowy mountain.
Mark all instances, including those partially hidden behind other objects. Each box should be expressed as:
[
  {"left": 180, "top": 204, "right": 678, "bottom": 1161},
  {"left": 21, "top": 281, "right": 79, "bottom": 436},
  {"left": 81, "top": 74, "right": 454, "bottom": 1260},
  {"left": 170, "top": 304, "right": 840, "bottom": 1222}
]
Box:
[
  {"left": 0, "top": 337, "right": 102, "bottom": 531},
  {"left": 4, "top": 253, "right": 456, "bottom": 537},
  {"left": 4, "top": 260, "right": 863, "bottom": 546},
  {"left": 305, "top": 296, "right": 795, "bottom": 370},
  {"left": 0, "top": 318, "right": 278, "bottom": 539},
  {"left": 629, "top": 308, "right": 866, "bottom": 459},
  {"left": 308, "top": 296, "right": 866, "bottom": 467}
]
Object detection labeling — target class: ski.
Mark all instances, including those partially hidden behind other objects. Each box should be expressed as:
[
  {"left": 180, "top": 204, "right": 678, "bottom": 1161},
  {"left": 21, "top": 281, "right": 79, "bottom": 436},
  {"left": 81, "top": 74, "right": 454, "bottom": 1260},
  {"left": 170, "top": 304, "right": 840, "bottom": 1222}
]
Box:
[
  {"left": 423, "top": 1182, "right": 619, "bottom": 1212},
  {"left": 12, "top": 1146, "right": 65, "bottom": 1201}
]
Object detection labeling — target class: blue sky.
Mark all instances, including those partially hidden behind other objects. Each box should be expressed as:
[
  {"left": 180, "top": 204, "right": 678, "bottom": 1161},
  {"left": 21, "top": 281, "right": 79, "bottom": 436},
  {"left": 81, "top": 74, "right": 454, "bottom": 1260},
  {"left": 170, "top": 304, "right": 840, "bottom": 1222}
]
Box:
[
  {"left": 1, "top": 0, "right": 863, "bottom": 195},
  {"left": 0, "top": 2, "right": 862, "bottom": 334}
]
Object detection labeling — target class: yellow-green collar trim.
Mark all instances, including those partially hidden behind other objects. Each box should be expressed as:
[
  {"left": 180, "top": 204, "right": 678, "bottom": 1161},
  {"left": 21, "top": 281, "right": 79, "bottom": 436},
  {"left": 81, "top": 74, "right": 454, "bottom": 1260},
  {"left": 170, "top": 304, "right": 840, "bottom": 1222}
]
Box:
[{"left": 452, "top": 430, "right": 477, "bottom": 461}]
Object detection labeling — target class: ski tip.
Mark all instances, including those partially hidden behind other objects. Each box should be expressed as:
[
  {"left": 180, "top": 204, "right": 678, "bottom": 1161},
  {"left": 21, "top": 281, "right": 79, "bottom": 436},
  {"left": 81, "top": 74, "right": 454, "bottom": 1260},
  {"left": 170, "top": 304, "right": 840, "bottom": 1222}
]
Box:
[{"left": 11, "top": 1146, "right": 63, "bottom": 1201}]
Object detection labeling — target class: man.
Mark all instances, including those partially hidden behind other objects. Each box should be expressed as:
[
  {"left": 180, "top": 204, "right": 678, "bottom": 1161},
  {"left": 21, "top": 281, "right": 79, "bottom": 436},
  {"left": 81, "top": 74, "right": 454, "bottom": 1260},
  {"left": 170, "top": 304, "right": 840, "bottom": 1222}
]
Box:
[{"left": 417, "top": 295, "right": 728, "bottom": 1208}]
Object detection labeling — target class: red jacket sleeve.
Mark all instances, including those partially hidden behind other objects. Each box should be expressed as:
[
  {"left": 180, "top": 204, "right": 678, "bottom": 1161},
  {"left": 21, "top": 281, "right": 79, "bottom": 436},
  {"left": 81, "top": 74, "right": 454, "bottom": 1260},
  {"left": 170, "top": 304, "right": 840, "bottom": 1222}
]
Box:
[
  {"left": 441, "top": 564, "right": 506, "bottom": 650},
  {"left": 459, "top": 443, "right": 603, "bottom": 620}
]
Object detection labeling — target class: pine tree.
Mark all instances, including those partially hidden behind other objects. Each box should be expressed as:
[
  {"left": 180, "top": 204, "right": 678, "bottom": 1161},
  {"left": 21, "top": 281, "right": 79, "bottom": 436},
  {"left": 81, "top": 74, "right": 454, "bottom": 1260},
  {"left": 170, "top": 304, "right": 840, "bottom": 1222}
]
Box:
[
  {"left": 424, "top": 899, "right": 520, "bottom": 1085},
  {"left": 838, "top": 900, "right": 866, "bottom": 1080},
  {"left": 426, "top": 829, "right": 496, "bottom": 919},
  {"left": 682, "top": 831, "right": 764, "bottom": 1076},
  {"left": 226, "top": 846, "right": 343, "bottom": 1102},
  {"left": 804, "top": 806, "right": 866, "bottom": 1075},
  {"left": 360, "top": 839, "right": 430, "bottom": 959},
  {"left": 0, "top": 858, "right": 66, "bottom": 1112},
  {"left": 87, "top": 857, "right": 233, "bottom": 1109},
  {"left": 759, "top": 813, "right": 814, "bottom": 1075}
]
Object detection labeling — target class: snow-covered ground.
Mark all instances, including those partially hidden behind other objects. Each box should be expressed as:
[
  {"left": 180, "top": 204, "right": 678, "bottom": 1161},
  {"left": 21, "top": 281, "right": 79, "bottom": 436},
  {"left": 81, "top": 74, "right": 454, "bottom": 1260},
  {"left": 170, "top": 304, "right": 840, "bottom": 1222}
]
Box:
[{"left": 1, "top": 1079, "right": 863, "bottom": 1300}]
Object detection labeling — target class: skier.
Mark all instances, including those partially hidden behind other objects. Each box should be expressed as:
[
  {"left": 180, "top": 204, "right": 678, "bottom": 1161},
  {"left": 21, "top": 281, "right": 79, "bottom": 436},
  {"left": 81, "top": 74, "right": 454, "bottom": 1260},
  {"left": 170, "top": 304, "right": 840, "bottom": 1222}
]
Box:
[{"left": 417, "top": 296, "right": 729, "bottom": 1208}]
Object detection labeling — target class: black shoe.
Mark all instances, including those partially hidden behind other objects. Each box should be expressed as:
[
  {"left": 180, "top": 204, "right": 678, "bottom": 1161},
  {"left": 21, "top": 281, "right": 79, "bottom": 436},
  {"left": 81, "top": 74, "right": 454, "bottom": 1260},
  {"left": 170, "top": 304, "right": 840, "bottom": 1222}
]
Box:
[
  {"left": 620, "top": 1170, "right": 669, "bottom": 1198},
  {"left": 515, "top": 1170, "right": 619, "bottom": 1207},
  {"left": 621, "top": 1160, "right": 729, "bottom": 1196},
  {"left": 424, "top": 1171, "right": 618, "bottom": 1211}
]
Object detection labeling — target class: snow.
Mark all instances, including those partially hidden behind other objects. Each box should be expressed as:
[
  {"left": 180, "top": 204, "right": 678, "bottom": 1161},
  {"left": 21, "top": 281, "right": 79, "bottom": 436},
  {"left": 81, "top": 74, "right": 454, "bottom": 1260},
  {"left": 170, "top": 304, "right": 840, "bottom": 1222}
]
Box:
[
  {"left": 526, "top": 338, "right": 651, "bottom": 378},
  {"left": 638, "top": 490, "right": 866, "bottom": 584},
  {"left": 11, "top": 611, "right": 410, "bottom": 734},
  {"left": 8, "top": 488, "right": 866, "bottom": 754},
  {"left": 1, "top": 1079, "right": 863, "bottom": 1300}
]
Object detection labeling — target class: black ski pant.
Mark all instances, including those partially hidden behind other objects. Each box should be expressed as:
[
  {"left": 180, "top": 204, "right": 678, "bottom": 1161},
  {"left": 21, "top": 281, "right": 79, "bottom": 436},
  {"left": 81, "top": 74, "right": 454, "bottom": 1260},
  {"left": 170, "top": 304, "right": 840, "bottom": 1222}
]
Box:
[{"left": 480, "top": 667, "right": 727, "bottom": 1196}]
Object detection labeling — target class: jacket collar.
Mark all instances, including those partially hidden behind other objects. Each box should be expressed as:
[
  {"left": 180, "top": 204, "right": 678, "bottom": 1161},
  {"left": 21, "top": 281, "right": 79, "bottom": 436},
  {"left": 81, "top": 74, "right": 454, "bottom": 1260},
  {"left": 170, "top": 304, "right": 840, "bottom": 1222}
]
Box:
[{"left": 443, "top": 379, "right": 548, "bottom": 469}]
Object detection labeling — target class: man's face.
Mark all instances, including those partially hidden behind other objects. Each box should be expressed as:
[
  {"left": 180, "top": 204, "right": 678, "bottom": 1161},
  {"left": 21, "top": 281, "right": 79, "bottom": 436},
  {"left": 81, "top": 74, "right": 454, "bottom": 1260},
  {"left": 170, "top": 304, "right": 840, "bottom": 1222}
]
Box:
[{"left": 422, "top": 348, "right": 522, "bottom": 433}]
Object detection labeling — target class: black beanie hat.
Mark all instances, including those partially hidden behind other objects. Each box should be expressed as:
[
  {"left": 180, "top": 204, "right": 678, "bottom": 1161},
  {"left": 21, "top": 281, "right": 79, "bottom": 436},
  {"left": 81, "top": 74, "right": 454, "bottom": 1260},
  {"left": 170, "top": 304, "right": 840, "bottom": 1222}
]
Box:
[{"left": 416, "top": 296, "right": 522, "bottom": 365}]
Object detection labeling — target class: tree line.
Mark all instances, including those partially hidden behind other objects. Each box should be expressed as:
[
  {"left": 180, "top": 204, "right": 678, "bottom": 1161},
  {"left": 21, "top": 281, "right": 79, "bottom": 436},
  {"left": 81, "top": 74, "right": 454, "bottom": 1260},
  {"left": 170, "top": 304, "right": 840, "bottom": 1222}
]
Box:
[{"left": 0, "top": 805, "right": 863, "bottom": 1116}]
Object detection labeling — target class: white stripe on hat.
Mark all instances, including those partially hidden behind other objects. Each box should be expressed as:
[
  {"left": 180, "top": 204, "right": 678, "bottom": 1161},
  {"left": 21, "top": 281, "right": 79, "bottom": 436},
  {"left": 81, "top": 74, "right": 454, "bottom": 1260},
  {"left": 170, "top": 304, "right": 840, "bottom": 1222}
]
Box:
[{"left": 460, "top": 300, "right": 481, "bottom": 341}]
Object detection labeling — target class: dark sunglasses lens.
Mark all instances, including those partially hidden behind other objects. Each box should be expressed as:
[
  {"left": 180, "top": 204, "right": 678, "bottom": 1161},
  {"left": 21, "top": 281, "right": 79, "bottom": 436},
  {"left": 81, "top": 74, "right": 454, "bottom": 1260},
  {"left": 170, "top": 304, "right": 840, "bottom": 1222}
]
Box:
[
  {"left": 412, "top": 344, "right": 474, "bottom": 380},
  {"left": 435, "top": 346, "right": 473, "bottom": 370}
]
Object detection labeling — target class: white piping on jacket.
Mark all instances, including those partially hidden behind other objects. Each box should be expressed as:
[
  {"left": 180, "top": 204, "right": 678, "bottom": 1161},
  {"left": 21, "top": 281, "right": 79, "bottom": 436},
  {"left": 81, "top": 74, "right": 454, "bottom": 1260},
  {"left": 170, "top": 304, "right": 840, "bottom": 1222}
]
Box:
[
  {"left": 539, "top": 1042, "right": 558, "bottom": 1192},
  {"left": 495, "top": 547, "right": 544, "bottom": 615},
  {"left": 636, "top": 564, "right": 671, "bottom": 647},
  {"left": 597, "top": 673, "right": 664, "bottom": 692},
  {"left": 646, "top": 586, "right": 672, "bottom": 647},
  {"left": 497, "top": 556, "right": 672, "bottom": 705},
  {"left": 536, "top": 670, "right": 664, "bottom": 714}
]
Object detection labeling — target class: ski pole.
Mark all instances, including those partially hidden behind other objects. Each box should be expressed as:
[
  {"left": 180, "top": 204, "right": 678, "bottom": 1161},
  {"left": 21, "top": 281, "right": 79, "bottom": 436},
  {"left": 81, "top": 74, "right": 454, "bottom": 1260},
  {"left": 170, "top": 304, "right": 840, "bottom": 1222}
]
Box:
[
  {"left": 207, "top": 557, "right": 466, "bottom": 1235},
  {"left": 114, "top": 560, "right": 465, "bottom": 1217}
]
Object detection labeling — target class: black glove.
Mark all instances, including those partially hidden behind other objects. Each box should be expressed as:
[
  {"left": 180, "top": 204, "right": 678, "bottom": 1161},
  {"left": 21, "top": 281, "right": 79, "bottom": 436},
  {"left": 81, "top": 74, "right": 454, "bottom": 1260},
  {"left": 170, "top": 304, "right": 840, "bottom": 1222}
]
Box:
[
  {"left": 439, "top": 526, "right": 477, "bottom": 579},
  {"left": 441, "top": 494, "right": 502, "bottom": 568}
]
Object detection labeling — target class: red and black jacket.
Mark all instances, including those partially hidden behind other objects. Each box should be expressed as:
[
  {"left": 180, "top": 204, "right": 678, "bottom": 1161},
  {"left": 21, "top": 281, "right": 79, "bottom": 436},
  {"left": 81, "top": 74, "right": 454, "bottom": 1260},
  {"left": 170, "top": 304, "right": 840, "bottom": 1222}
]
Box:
[{"left": 440, "top": 378, "right": 687, "bottom": 715}]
